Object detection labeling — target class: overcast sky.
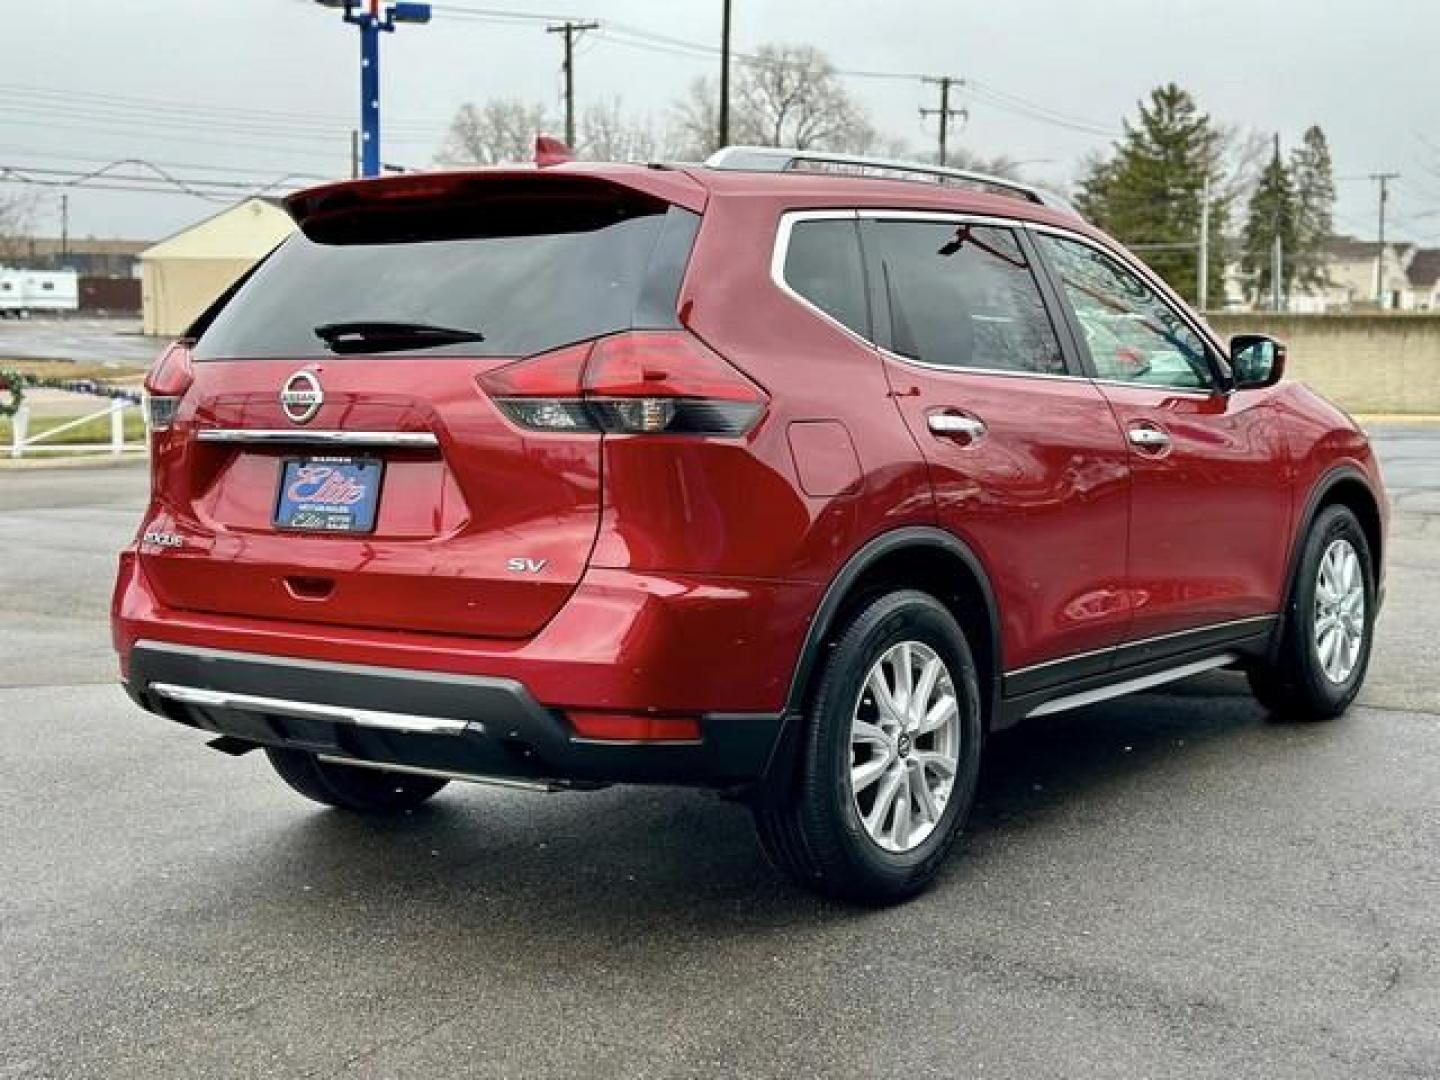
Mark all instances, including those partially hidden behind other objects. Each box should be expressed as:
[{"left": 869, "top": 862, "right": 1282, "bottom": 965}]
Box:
[{"left": 5, "top": 0, "right": 1439, "bottom": 245}]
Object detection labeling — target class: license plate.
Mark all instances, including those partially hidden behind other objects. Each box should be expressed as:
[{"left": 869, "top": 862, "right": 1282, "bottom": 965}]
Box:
[{"left": 274, "top": 456, "right": 383, "bottom": 533}]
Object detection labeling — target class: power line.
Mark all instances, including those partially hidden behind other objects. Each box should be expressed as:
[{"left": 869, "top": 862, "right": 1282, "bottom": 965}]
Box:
[
  {"left": 0, "top": 146, "right": 331, "bottom": 182},
  {"left": 0, "top": 160, "right": 327, "bottom": 203},
  {"left": 0, "top": 84, "right": 449, "bottom": 138},
  {"left": 0, "top": 3, "right": 1126, "bottom": 193},
  {"left": 430, "top": 3, "right": 1120, "bottom": 139},
  {"left": 964, "top": 80, "right": 1118, "bottom": 138},
  {"left": 430, "top": 3, "right": 578, "bottom": 23}
]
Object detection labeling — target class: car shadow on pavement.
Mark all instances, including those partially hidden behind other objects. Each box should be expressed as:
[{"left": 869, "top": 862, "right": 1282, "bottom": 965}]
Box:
[
  {"left": 220, "top": 673, "right": 1319, "bottom": 959},
  {"left": 966, "top": 673, "right": 1265, "bottom": 839}
]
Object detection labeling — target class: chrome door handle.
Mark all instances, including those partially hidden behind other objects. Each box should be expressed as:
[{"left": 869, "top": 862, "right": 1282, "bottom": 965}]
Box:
[
  {"left": 1127, "top": 427, "right": 1171, "bottom": 449},
  {"left": 928, "top": 414, "right": 986, "bottom": 439}
]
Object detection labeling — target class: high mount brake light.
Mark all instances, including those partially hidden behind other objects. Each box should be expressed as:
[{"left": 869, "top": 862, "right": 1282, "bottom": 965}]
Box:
[
  {"left": 143, "top": 342, "right": 195, "bottom": 432},
  {"left": 479, "top": 331, "right": 767, "bottom": 436}
]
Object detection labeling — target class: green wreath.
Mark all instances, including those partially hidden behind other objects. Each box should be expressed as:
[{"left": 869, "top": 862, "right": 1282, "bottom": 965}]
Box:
[{"left": 0, "top": 369, "right": 24, "bottom": 419}]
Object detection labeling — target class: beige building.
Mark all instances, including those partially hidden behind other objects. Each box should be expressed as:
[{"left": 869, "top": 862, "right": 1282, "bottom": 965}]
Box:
[
  {"left": 140, "top": 198, "right": 295, "bottom": 337},
  {"left": 1293, "top": 236, "right": 1440, "bottom": 312}
]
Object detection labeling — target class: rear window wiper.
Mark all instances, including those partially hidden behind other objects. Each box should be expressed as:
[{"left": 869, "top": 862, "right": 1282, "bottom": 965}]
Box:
[{"left": 314, "top": 320, "right": 486, "bottom": 354}]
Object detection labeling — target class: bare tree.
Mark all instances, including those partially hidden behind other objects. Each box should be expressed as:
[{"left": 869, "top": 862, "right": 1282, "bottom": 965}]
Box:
[
  {"left": 673, "top": 44, "right": 877, "bottom": 157},
  {"left": 576, "top": 99, "right": 664, "bottom": 162},
  {"left": 0, "top": 190, "right": 35, "bottom": 265},
  {"left": 912, "top": 145, "right": 1026, "bottom": 180},
  {"left": 739, "top": 45, "right": 875, "bottom": 151},
  {"left": 435, "top": 100, "right": 552, "bottom": 166},
  {"left": 1213, "top": 125, "right": 1271, "bottom": 207},
  {"left": 670, "top": 78, "right": 723, "bottom": 159}
]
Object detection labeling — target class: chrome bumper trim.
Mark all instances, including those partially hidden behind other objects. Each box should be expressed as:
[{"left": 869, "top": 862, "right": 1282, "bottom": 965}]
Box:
[
  {"left": 314, "top": 755, "right": 565, "bottom": 792},
  {"left": 148, "top": 682, "right": 471, "bottom": 736},
  {"left": 196, "top": 429, "right": 439, "bottom": 448}
]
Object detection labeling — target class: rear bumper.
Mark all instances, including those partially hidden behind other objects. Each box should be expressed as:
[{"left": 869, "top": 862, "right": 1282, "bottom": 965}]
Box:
[
  {"left": 125, "top": 640, "right": 785, "bottom": 787},
  {"left": 114, "top": 550, "right": 820, "bottom": 716}
]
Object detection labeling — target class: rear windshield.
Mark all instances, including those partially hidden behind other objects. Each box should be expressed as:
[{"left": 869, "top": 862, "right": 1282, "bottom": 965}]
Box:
[{"left": 193, "top": 198, "right": 697, "bottom": 360}]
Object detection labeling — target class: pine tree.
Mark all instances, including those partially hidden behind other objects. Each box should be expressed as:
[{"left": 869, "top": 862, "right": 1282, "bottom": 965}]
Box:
[
  {"left": 1074, "top": 84, "right": 1228, "bottom": 307},
  {"left": 1290, "top": 125, "right": 1336, "bottom": 289},
  {"left": 1242, "top": 140, "right": 1300, "bottom": 306}
]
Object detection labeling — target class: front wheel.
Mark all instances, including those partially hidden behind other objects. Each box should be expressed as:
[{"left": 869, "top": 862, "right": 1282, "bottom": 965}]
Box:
[
  {"left": 1248, "top": 504, "right": 1375, "bottom": 721},
  {"left": 753, "top": 590, "right": 983, "bottom": 905},
  {"left": 265, "top": 748, "right": 448, "bottom": 813}
]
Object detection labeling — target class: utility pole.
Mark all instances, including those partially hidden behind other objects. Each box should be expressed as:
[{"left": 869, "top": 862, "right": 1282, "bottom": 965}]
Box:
[
  {"left": 1197, "top": 172, "right": 1210, "bottom": 311},
  {"left": 919, "top": 76, "right": 966, "bottom": 166},
  {"left": 1272, "top": 234, "right": 1284, "bottom": 312},
  {"left": 1269, "top": 133, "right": 1284, "bottom": 312},
  {"left": 547, "top": 19, "right": 599, "bottom": 148},
  {"left": 315, "top": 0, "right": 432, "bottom": 179},
  {"left": 59, "top": 194, "right": 69, "bottom": 264},
  {"left": 350, "top": 129, "right": 360, "bottom": 179},
  {"left": 1370, "top": 171, "right": 1400, "bottom": 306},
  {"left": 717, "top": 0, "right": 732, "bottom": 151}
]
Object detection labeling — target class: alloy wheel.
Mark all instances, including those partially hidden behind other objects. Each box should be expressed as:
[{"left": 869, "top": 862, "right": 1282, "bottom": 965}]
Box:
[
  {"left": 1314, "top": 537, "right": 1365, "bottom": 685},
  {"left": 848, "top": 641, "right": 962, "bottom": 853}
]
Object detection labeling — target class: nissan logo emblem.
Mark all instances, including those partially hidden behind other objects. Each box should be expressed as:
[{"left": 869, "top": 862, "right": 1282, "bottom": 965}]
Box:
[{"left": 280, "top": 370, "right": 323, "bottom": 424}]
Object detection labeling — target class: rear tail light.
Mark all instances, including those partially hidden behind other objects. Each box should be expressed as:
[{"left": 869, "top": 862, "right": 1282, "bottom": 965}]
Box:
[
  {"left": 480, "top": 331, "right": 767, "bottom": 436},
  {"left": 143, "top": 342, "right": 195, "bottom": 432}
]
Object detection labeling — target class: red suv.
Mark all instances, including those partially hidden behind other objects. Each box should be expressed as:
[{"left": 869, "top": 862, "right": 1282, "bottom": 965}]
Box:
[{"left": 113, "top": 147, "right": 1386, "bottom": 903}]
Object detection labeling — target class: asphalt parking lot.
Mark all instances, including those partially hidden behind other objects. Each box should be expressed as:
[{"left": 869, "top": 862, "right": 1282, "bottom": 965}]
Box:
[
  {"left": 1, "top": 429, "right": 1437, "bottom": 1079},
  {"left": 0, "top": 316, "right": 162, "bottom": 366}
]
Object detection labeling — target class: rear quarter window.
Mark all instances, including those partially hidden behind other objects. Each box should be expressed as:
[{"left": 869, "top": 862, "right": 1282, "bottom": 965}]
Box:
[{"left": 781, "top": 218, "right": 870, "bottom": 338}]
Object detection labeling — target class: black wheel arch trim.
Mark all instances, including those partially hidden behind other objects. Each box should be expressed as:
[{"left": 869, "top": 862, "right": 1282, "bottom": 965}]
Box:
[
  {"left": 1270, "top": 463, "right": 1383, "bottom": 660},
  {"left": 781, "top": 526, "right": 1003, "bottom": 721},
  {"left": 1283, "top": 464, "right": 1382, "bottom": 609}
]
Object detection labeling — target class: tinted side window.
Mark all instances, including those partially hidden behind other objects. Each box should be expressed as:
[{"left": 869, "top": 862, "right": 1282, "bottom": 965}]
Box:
[
  {"left": 1035, "top": 234, "right": 1213, "bottom": 389},
  {"left": 870, "top": 222, "right": 1066, "bottom": 375},
  {"left": 782, "top": 219, "right": 870, "bottom": 337}
]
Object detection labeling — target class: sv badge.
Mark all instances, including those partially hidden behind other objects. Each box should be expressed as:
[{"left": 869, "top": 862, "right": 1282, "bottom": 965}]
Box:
[{"left": 506, "top": 558, "right": 548, "bottom": 574}]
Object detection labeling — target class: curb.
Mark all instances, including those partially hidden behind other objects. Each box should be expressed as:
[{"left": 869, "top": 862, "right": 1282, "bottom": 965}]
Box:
[{"left": 0, "top": 453, "right": 148, "bottom": 471}]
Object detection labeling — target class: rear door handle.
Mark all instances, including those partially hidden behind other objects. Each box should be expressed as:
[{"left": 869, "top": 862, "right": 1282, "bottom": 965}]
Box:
[
  {"left": 928, "top": 414, "right": 987, "bottom": 440},
  {"left": 1127, "top": 427, "right": 1171, "bottom": 449}
]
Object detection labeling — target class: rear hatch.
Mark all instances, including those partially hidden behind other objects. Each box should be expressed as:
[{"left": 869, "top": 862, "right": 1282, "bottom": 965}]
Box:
[{"left": 141, "top": 169, "right": 704, "bottom": 639}]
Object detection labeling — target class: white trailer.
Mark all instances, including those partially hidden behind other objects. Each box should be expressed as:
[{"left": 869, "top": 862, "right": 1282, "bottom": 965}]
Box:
[{"left": 0, "top": 269, "right": 80, "bottom": 317}]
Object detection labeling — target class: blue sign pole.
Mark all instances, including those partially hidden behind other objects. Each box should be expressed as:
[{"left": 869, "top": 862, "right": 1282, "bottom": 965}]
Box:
[
  {"left": 358, "top": 12, "right": 381, "bottom": 178},
  {"left": 321, "top": 1, "right": 429, "bottom": 179}
]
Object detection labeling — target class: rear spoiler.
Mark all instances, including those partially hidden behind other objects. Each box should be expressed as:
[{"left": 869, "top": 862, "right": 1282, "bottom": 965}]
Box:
[{"left": 284, "top": 166, "right": 707, "bottom": 238}]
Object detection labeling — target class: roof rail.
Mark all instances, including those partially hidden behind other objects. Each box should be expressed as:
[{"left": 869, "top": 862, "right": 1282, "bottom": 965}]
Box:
[{"left": 703, "top": 146, "right": 1080, "bottom": 217}]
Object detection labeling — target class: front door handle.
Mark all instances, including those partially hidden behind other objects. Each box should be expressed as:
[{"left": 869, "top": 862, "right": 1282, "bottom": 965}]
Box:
[
  {"left": 1127, "top": 426, "right": 1172, "bottom": 450},
  {"left": 928, "top": 414, "right": 987, "bottom": 440}
]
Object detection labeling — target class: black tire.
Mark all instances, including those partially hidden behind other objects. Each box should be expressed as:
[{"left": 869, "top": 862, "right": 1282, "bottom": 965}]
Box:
[
  {"left": 265, "top": 748, "right": 448, "bottom": 813},
  {"left": 1248, "top": 504, "right": 1375, "bottom": 721},
  {"left": 753, "top": 590, "right": 983, "bottom": 905}
]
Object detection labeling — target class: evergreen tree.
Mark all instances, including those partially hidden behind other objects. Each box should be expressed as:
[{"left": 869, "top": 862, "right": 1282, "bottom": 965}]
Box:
[
  {"left": 1074, "top": 84, "right": 1228, "bottom": 307},
  {"left": 1242, "top": 141, "right": 1300, "bottom": 306},
  {"left": 1290, "top": 125, "right": 1336, "bottom": 289}
]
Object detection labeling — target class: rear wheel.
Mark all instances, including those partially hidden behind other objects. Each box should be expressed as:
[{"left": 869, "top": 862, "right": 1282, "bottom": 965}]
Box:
[
  {"left": 753, "top": 590, "right": 983, "bottom": 905},
  {"left": 265, "top": 748, "right": 448, "bottom": 813},
  {"left": 1248, "top": 504, "right": 1374, "bottom": 721}
]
